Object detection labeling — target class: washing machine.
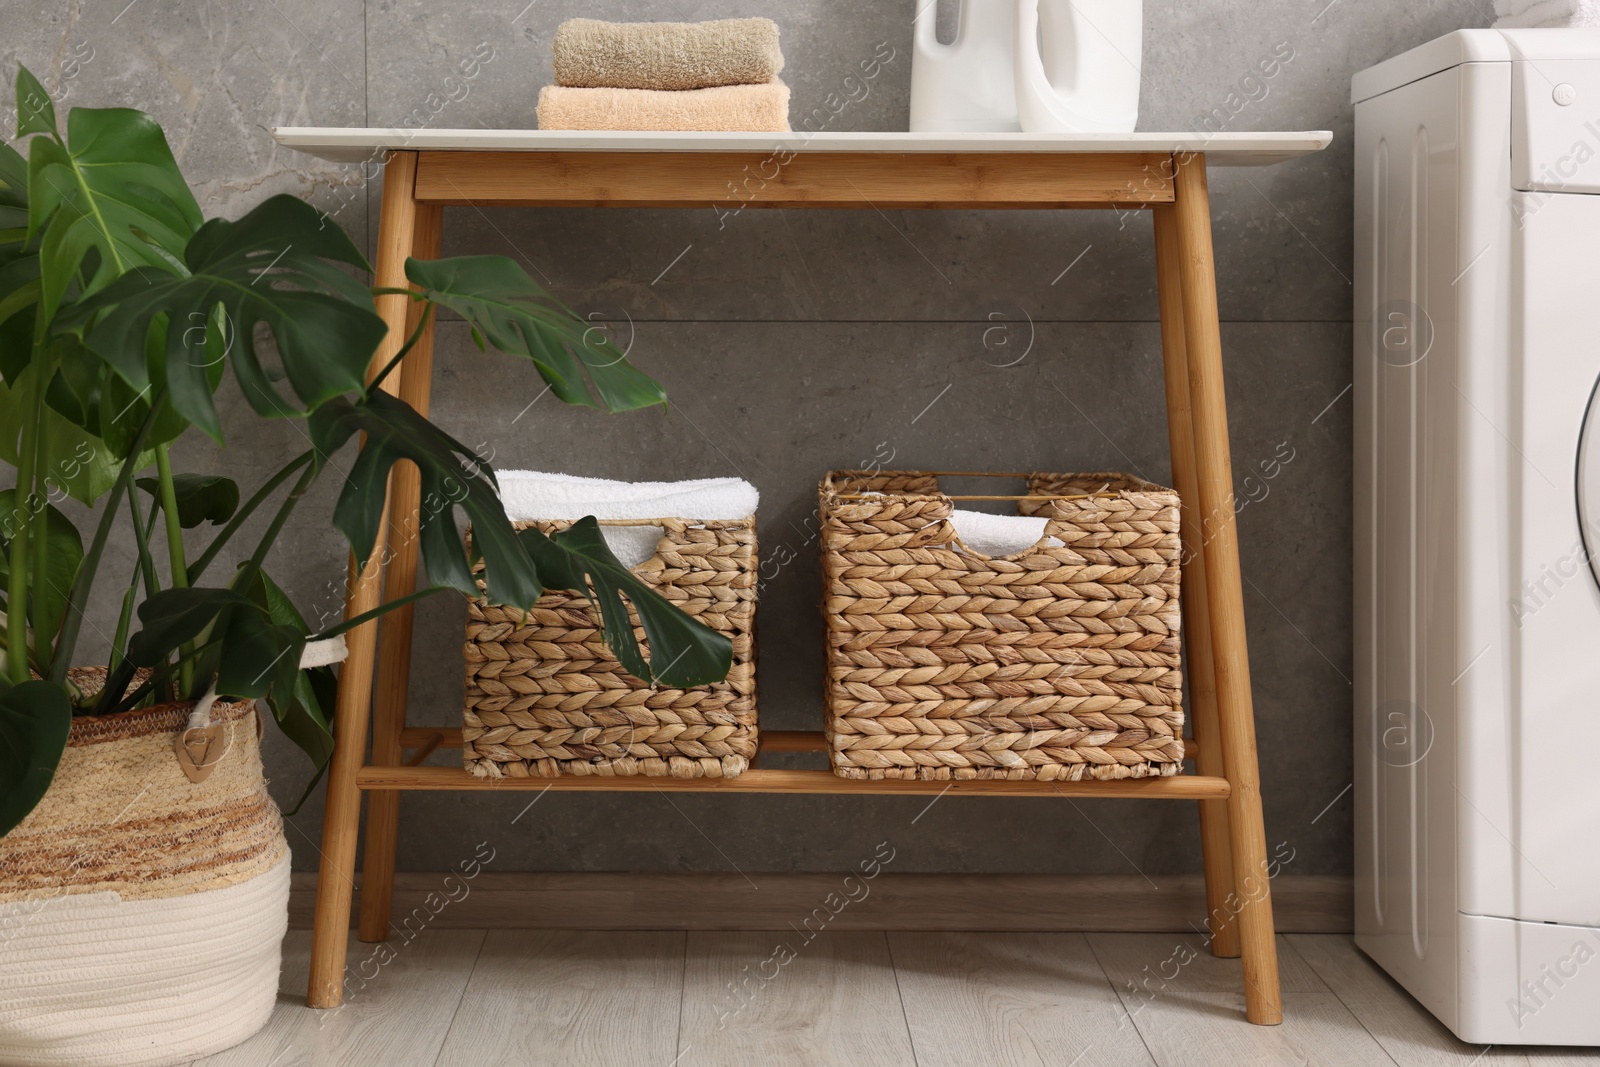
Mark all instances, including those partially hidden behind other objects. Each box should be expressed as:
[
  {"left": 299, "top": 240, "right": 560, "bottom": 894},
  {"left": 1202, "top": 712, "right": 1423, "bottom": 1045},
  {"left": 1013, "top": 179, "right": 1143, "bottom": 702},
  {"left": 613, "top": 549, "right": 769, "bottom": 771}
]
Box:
[{"left": 1355, "top": 29, "right": 1600, "bottom": 1045}]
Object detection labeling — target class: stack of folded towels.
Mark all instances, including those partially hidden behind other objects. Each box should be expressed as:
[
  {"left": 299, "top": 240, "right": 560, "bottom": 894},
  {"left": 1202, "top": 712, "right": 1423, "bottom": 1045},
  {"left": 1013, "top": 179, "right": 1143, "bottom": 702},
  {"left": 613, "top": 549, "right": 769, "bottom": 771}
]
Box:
[{"left": 538, "top": 17, "right": 791, "bottom": 132}]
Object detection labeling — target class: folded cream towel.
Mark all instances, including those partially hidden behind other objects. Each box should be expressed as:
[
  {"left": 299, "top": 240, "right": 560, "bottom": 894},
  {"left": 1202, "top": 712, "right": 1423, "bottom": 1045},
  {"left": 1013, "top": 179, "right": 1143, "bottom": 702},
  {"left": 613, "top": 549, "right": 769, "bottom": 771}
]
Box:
[
  {"left": 498, "top": 471, "right": 758, "bottom": 568},
  {"left": 949, "top": 510, "right": 1062, "bottom": 558},
  {"left": 537, "top": 82, "right": 791, "bottom": 132},
  {"left": 553, "top": 17, "right": 784, "bottom": 91}
]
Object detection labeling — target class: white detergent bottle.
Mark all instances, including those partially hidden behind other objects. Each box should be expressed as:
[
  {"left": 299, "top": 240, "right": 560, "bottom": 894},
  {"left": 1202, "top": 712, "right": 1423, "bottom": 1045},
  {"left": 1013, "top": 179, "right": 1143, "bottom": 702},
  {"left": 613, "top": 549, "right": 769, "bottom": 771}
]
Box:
[
  {"left": 909, "top": 0, "right": 1020, "bottom": 132},
  {"left": 1014, "top": 0, "right": 1142, "bottom": 133}
]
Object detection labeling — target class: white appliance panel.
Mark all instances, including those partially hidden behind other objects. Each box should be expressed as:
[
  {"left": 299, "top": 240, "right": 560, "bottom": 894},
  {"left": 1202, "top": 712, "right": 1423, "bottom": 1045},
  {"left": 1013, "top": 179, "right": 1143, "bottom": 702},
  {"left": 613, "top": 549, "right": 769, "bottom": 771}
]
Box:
[{"left": 1357, "top": 30, "right": 1600, "bottom": 1044}]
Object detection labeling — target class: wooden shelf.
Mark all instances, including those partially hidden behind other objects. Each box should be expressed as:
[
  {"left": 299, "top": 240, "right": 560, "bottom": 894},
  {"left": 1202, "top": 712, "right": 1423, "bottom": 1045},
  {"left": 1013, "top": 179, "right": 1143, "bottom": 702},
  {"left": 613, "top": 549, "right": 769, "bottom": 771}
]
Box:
[
  {"left": 356, "top": 764, "right": 1227, "bottom": 798},
  {"left": 283, "top": 139, "right": 1308, "bottom": 1020},
  {"left": 399, "top": 727, "right": 1191, "bottom": 760}
]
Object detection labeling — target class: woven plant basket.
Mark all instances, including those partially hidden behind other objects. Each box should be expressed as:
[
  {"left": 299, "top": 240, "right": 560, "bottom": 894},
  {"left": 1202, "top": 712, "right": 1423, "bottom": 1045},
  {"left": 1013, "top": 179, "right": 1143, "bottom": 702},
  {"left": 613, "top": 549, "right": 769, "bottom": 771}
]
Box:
[
  {"left": 463, "top": 517, "right": 758, "bottom": 779},
  {"left": 821, "top": 470, "right": 1185, "bottom": 781},
  {"left": 0, "top": 668, "right": 289, "bottom": 1067}
]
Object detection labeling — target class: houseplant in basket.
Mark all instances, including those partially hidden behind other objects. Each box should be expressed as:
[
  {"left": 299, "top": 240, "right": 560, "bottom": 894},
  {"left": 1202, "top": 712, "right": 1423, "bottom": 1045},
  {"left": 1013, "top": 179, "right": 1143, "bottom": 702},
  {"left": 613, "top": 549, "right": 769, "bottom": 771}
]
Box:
[{"left": 0, "top": 66, "right": 730, "bottom": 1067}]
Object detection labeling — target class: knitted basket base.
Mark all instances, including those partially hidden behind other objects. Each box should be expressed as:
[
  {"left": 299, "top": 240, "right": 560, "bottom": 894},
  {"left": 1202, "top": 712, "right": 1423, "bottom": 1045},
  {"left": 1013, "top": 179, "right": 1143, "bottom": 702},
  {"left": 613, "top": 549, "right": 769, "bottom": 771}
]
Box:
[{"left": 0, "top": 855, "right": 287, "bottom": 1067}]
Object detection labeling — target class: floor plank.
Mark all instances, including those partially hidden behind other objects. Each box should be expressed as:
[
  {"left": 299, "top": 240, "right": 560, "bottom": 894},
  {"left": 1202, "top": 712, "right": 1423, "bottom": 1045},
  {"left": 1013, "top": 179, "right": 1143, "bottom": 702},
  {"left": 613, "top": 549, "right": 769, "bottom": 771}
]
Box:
[
  {"left": 288, "top": 872, "right": 1354, "bottom": 933},
  {"left": 192, "top": 929, "right": 484, "bottom": 1067},
  {"left": 677, "top": 930, "right": 917, "bottom": 1067},
  {"left": 1087, "top": 931, "right": 1328, "bottom": 994},
  {"left": 888, "top": 931, "right": 1157, "bottom": 1066},
  {"left": 433, "top": 930, "right": 685, "bottom": 1066},
  {"left": 1292, "top": 934, "right": 1600, "bottom": 1066},
  {"left": 1087, "top": 932, "right": 1398, "bottom": 1066}
]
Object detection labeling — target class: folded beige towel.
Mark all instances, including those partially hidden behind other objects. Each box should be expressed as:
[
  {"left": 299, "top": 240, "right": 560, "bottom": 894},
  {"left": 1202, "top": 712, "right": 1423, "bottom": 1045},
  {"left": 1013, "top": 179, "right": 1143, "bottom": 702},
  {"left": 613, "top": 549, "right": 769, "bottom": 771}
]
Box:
[
  {"left": 537, "top": 82, "right": 791, "bottom": 132},
  {"left": 553, "top": 17, "right": 784, "bottom": 91}
]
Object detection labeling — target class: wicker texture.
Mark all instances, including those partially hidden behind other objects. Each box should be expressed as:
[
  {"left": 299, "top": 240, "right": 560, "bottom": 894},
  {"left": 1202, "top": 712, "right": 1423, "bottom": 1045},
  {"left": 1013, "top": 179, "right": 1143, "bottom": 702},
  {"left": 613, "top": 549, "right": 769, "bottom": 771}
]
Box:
[
  {"left": 464, "top": 518, "right": 757, "bottom": 779},
  {"left": 821, "top": 470, "right": 1184, "bottom": 781},
  {"left": 0, "top": 668, "right": 287, "bottom": 903}
]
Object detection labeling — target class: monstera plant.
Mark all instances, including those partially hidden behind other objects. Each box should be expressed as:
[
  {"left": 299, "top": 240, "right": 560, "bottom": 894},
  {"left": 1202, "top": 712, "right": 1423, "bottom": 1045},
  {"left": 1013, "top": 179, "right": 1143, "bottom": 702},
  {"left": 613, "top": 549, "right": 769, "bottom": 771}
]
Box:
[{"left": 0, "top": 65, "right": 732, "bottom": 837}]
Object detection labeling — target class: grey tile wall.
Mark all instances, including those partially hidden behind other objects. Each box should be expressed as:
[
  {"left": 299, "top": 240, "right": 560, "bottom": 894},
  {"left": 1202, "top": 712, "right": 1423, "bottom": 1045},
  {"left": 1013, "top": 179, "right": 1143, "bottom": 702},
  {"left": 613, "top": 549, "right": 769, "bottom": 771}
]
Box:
[{"left": 0, "top": 0, "right": 1490, "bottom": 877}]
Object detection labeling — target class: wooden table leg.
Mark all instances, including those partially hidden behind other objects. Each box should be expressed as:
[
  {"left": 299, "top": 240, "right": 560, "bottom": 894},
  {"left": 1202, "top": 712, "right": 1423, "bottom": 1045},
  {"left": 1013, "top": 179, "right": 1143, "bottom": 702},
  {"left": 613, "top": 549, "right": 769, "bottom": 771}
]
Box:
[
  {"left": 358, "top": 200, "right": 444, "bottom": 944},
  {"left": 1168, "top": 153, "right": 1283, "bottom": 1025},
  {"left": 1153, "top": 203, "right": 1241, "bottom": 961},
  {"left": 306, "top": 151, "right": 422, "bottom": 1008}
]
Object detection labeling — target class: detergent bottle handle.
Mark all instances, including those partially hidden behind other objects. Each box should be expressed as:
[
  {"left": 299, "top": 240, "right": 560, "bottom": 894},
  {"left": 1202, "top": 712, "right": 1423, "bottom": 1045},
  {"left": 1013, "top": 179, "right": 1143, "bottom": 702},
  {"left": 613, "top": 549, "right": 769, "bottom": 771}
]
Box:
[
  {"left": 1014, "top": 0, "right": 1057, "bottom": 106},
  {"left": 914, "top": 0, "right": 950, "bottom": 57}
]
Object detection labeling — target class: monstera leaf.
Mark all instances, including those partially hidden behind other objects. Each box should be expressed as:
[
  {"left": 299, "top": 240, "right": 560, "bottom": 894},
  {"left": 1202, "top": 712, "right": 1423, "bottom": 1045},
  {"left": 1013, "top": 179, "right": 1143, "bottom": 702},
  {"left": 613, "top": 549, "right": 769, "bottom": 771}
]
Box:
[
  {"left": 520, "top": 517, "right": 733, "bottom": 689},
  {"left": 0, "top": 138, "right": 28, "bottom": 244},
  {"left": 0, "top": 680, "right": 71, "bottom": 837},
  {"left": 406, "top": 256, "right": 667, "bottom": 413},
  {"left": 0, "top": 362, "right": 143, "bottom": 504},
  {"left": 0, "top": 489, "right": 84, "bottom": 657},
  {"left": 0, "top": 138, "right": 35, "bottom": 360},
  {"left": 19, "top": 67, "right": 201, "bottom": 323},
  {"left": 135, "top": 473, "right": 239, "bottom": 528},
  {"left": 308, "top": 390, "right": 542, "bottom": 611},
  {"left": 64, "top": 195, "right": 384, "bottom": 441},
  {"left": 124, "top": 587, "right": 252, "bottom": 668},
  {"left": 239, "top": 568, "right": 334, "bottom": 772}
]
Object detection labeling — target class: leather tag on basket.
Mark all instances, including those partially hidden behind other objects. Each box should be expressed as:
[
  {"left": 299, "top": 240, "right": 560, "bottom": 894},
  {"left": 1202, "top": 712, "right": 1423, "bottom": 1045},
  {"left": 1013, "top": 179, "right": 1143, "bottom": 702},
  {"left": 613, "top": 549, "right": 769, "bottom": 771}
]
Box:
[{"left": 176, "top": 723, "right": 229, "bottom": 783}]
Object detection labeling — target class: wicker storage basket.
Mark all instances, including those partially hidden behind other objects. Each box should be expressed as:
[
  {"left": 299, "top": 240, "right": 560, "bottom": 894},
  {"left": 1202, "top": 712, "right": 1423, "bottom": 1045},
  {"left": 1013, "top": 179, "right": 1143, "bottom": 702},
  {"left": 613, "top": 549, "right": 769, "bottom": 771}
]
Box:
[
  {"left": 463, "top": 517, "right": 757, "bottom": 779},
  {"left": 821, "top": 470, "right": 1185, "bottom": 781},
  {"left": 0, "top": 668, "right": 289, "bottom": 1067}
]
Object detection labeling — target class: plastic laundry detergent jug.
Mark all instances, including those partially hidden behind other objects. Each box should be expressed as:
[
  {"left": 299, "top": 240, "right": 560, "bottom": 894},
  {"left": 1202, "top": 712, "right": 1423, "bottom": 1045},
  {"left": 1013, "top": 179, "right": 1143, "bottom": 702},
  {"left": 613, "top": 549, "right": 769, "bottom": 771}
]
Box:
[
  {"left": 910, "top": 0, "right": 1020, "bottom": 132},
  {"left": 1014, "top": 0, "right": 1142, "bottom": 133},
  {"left": 909, "top": 0, "right": 1142, "bottom": 134}
]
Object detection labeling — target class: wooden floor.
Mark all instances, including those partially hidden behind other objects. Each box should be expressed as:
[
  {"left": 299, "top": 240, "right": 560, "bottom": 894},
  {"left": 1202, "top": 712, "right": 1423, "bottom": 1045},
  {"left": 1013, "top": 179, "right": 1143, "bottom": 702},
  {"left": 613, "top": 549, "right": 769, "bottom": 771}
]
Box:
[{"left": 193, "top": 930, "right": 1600, "bottom": 1066}]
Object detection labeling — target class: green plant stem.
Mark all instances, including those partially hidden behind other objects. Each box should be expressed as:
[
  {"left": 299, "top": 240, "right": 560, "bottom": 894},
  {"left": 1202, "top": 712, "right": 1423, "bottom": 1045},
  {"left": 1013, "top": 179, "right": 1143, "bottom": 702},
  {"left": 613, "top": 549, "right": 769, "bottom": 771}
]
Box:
[
  {"left": 153, "top": 443, "right": 193, "bottom": 694},
  {"left": 188, "top": 450, "right": 313, "bottom": 582},
  {"left": 124, "top": 487, "right": 167, "bottom": 699},
  {"left": 6, "top": 364, "right": 41, "bottom": 685},
  {"left": 28, "top": 404, "right": 50, "bottom": 664},
  {"left": 108, "top": 583, "right": 137, "bottom": 676},
  {"left": 365, "top": 299, "right": 431, "bottom": 396},
  {"left": 106, "top": 636, "right": 219, "bottom": 715},
  {"left": 50, "top": 392, "right": 166, "bottom": 687},
  {"left": 125, "top": 486, "right": 162, "bottom": 602},
  {"left": 0, "top": 626, "right": 47, "bottom": 679},
  {"left": 234, "top": 459, "right": 319, "bottom": 594},
  {"left": 312, "top": 585, "right": 440, "bottom": 641}
]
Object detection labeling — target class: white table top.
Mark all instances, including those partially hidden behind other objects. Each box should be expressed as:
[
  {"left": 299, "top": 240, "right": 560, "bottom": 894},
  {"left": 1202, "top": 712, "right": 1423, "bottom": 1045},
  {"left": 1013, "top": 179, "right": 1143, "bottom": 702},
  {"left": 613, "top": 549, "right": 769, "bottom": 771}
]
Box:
[{"left": 271, "top": 128, "right": 1332, "bottom": 167}]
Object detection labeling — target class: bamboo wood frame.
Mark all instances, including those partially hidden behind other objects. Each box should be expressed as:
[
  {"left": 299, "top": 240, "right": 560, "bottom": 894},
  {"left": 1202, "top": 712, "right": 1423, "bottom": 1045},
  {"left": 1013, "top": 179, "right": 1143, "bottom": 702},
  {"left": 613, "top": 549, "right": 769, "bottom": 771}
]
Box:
[{"left": 305, "top": 147, "right": 1283, "bottom": 1025}]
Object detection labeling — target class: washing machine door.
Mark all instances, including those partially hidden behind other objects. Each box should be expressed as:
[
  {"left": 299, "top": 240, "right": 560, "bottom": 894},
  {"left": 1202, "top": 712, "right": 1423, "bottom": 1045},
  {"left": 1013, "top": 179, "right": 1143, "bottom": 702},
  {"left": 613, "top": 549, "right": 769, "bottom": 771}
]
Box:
[{"left": 1580, "top": 375, "right": 1600, "bottom": 588}]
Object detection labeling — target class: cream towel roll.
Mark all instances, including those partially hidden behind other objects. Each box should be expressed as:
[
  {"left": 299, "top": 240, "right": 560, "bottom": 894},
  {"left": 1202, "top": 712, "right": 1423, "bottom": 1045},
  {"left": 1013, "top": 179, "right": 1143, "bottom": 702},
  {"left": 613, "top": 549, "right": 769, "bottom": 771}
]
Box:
[
  {"left": 537, "top": 82, "right": 791, "bottom": 132},
  {"left": 553, "top": 17, "right": 784, "bottom": 90}
]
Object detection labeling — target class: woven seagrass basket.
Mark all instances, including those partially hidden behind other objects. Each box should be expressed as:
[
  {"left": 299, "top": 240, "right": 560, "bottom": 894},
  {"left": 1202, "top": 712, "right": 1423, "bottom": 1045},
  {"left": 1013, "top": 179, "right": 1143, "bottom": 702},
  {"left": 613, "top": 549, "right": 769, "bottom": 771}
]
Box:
[
  {"left": 0, "top": 668, "right": 289, "bottom": 1067},
  {"left": 820, "top": 470, "right": 1185, "bottom": 781},
  {"left": 463, "top": 517, "right": 757, "bottom": 779}
]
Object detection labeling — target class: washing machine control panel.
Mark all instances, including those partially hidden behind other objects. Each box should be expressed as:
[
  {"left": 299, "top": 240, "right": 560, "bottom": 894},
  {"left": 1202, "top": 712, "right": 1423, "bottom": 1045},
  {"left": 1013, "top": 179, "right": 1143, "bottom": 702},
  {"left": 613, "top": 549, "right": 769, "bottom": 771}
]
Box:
[{"left": 1513, "top": 58, "right": 1600, "bottom": 195}]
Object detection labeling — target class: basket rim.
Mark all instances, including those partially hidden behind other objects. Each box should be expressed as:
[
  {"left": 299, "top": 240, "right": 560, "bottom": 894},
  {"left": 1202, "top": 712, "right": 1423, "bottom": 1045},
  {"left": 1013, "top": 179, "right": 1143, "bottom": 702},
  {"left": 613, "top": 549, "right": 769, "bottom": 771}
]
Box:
[
  {"left": 818, "top": 469, "right": 1180, "bottom": 563},
  {"left": 821, "top": 468, "right": 1177, "bottom": 502}
]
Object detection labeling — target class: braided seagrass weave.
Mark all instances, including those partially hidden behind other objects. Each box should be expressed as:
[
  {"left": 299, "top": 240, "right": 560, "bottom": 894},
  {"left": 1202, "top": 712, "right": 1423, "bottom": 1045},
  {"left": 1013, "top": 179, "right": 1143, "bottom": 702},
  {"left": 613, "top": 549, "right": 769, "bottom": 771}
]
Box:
[
  {"left": 464, "top": 517, "right": 757, "bottom": 779},
  {"left": 821, "top": 470, "right": 1184, "bottom": 781},
  {"left": 0, "top": 667, "right": 286, "bottom": 901}
]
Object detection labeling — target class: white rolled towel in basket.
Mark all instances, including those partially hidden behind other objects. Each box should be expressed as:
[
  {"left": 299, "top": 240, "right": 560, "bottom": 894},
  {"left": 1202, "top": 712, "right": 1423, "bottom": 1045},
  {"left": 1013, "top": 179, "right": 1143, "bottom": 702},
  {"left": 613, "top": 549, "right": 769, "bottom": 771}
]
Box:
[
  {"left": 851, "top": 490, "right": 1063, "bottom": 558},
  {"left": 497, "top": 470, "right": 759, "bottom": 568},
  {"left": 949, "top": 508, "right": 1063, "bottom": 557}
]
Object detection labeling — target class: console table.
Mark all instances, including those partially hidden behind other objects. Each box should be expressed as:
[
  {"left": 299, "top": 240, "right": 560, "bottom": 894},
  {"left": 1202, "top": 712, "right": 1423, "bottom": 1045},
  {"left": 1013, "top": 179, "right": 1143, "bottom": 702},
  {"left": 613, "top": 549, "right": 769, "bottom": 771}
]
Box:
[{"left": 273, "top": 127, "right": 1332, "bottom": 1026}]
